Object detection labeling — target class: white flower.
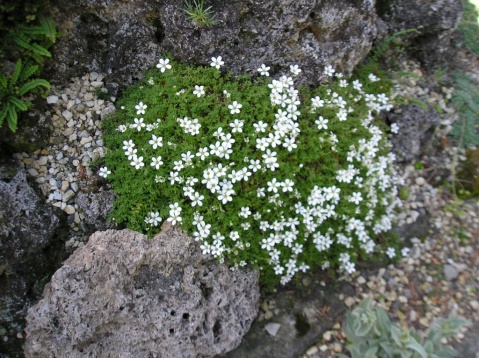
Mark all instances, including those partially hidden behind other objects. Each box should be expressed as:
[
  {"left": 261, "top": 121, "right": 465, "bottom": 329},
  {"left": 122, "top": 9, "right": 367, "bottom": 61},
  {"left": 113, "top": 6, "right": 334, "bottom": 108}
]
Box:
[
  {"left": 282, "top": 137, "right": 297, "bottom": 151},
  {"left": 167, "top": 202, "right": 182, "bottom": 225},
  {"left": 258, "top": 64, "right": 270, "bottom": 76},
  {"left": 130, "top": 155, "right": 144, "bottom": 169},
  {"left": 135, "top": 102, "right": 147, "bottom": 115},
  {"left": 99, "top": 167, "right": 111, "bottom": 178},
  {"left": 391, "top": 123, "right": 399, "bottom": 134},
  {"left": 253, "top": 121, "right": 267, "bottom": 133},
  {"left": 315, "top": 116, "right": 329, "bottom": 130},
  {"left": 117, "top": 124, "right": 127, "bottom": 132},
  {"left": 156, "top": 58, "right": 172, "bottom": 72},
  {"left": 125, "top": 147, "right": 137, "bottom": 160},
  {"left": 248, "top": 159, "right": 261, "bottom": 172},
  {"left": 190, "top": 192, "right": 204, "bottom": 207},
  {"left": 145, "top": 211, "right": 161, "bottom": 226},
  {"left": 239, "top": 206, "right": 251, "bottom": 218},
  {"left": 290, "top": 64, "right": 301, "bottom": 76},
  {"left": 401, "top": 247, "right": 410, "bottom": 257},
  {"left": 368, "top": 73, "right": 380, "bottom": 82},
  {"left": 311, "top": 96, "right": 324, "bottom": 108},
  {"left": 131, "top": 117, "right": 145, "bottom": 131},
  {"left": 210, "top": 56, "right": 224, "bottom": 69},
  {"left": 230, "top": 119, "right": 244, "bottom": 133},
  {"left": 149, "top": 134, "right": 163, "bottom": 149},
  {"left": 196, "top": 147, "right": 210, "bottom": 161},
  {"left": 193, "top": 85, "right": 205, "bottom": 97},
  {"left": 324, "top": 65, "right": 335, "bottom": 77},
  {"left": 267, "top": 178, "right": 281, "bottom": 193},
  {"left": 386, "top": 247, "right": 396, "bottom": 258},
  {"left": 282, "top": 179, "right": 294, "bottom": 192},
  {"left": 228, "top": 101, "right": 242, "bottom": 114},
  {"left": 230, "top": 231, "right": 240, "bottom": 241},
  {"left": 349, "top": 192, "right": 363, "bottom": 205},
  {"left": 150, "top": 156, "right": 163, "bottom": 169}
]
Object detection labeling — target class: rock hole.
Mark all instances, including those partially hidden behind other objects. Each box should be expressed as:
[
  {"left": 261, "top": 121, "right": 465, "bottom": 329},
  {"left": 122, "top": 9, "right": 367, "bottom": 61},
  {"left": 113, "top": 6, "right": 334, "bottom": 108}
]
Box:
[
  {"left": 213, "top": 320, "right": 221, "bottom": 342},
  {"left": 199, "top": 282, "right": 212, "bottom": 300},
  {"left": 202, "top": 313, "right": 209, "bottom": 333},
  {"left": 310, "top": 11, "right": 316, "bottom": 19},
  {"left": 182, "top": 313, "right": 190, "bottom": 320},
  {"left": 153, "top": 18, "right": 165, "bottom": 43},
  {"left": 294, "top": 313, "right": 311, "bottom": 337},
  {"left": 119, "top": 306, "right": 125, "bottom": 311},
  {"left": 169, "top": 328, "right": 175, "bottom": 335},
  {"left": 170, "top": 310, "right": 176, "bottom": 316}
]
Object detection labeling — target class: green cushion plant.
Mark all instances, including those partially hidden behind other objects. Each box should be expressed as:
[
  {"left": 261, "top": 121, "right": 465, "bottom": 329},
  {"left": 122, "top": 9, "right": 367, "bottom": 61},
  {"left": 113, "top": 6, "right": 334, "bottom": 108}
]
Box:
[{"left": 102, "top": 56, "right": 402, "bottom": 285}]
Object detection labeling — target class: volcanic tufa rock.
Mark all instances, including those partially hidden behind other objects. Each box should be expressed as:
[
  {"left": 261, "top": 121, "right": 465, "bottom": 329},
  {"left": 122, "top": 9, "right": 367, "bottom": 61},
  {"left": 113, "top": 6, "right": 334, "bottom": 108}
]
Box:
[
  {"left": 46, "top": 0, "right": 378, "bottom": 94},
  {"left": 76, "top": 191, "right": 116, "bottom": 231},
  {"left": 0, "top": 168, "right": 67, "bottom": 356},
  {"left": 387, "top": 103, "right": 440, "bottom": 163},
  {"left": 24, "top": 229, "right": 260, "bottom": 358}
]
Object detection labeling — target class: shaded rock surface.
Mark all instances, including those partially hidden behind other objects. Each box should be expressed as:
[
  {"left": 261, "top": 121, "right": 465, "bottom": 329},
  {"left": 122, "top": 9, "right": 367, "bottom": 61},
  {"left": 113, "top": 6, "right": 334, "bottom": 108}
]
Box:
[
  {"left": 387, "top": 104, "right": 440, "bottom": 162},
  {"left": 76, "top": 191, "right": 116, "bottom": 232},
  {"left": 0, "top": 167, "right": 67, "bottom": 357},
  {"left": 46, "top": 0, "right": 379, "bottom": 94},
  {"left": 24, "top": 229, "right": 259, "bottom": 358},
  {"left": 380, "top": 0, "right": 463, "bottom": 68}
]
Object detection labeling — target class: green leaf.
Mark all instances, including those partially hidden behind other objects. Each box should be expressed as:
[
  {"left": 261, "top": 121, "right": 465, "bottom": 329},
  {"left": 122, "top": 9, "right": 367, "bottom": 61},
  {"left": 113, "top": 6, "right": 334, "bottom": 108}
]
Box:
[
  {"left": 406, "top": 336, "right": 427, "bottom": 358},
  {"left": 18, "top": 79, "right": 50, "bottom": 96},
  {"left": 0, "top": 105, "right": 9, "bottom": 127},
  {"left": 39, "top": 17, "right": 57, "bottom": 43},
  {"left": 9, "top": 59, "right": 23, "bottom": 89},
  {"left": 29, "top": 43, "right": 51, "bottom": 57},
  {"left": 19, "top": 64, "right": 40, "bottom": 83},
  {"left": 7, "top": 104, "right": 18, "bottom": 132},
  {"left": 364, "top": 346, "right": 378, "bottom": 358},
  {"left": 8, "top": 97, "right": 29, "bottom": 111}
]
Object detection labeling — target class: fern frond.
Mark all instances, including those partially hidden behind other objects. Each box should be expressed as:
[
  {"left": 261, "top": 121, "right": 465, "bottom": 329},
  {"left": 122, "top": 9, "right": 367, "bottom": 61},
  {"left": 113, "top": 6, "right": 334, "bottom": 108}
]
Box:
[
  {"left": 0, "top": 105, "right": 8, "bottom": 128},
  {"left": 30, "top": 43, "right": 51, "bottom": 57},
  {"left": 7, "top": 104, "right": 18, "bottom": 132},
  {"left": 39, "top": 17, "right": 57, "bottom": 43},
  {"left": 0, "top": 73, "right": 7, "bottom": 90},
  {"left": 9, "top": 97, "right": 29, "bottom": 112},
  {"left": 9, "top": 59, "right": 23, "bottom": 90},
  {"left": 19, "top": 64, "right": 39, "bottom": 82},
  {"left": 12, "top": 34, "right": 33, "bottom": 52},
  {"left": 18, "top": 79, "right": 50, "bottom": 96}
]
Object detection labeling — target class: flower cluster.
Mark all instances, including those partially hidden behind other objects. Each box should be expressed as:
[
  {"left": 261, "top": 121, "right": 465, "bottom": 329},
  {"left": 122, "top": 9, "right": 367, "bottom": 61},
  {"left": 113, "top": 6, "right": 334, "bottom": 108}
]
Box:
[{"left": 103, "top": 57, "right": 402, "bottom": 286}]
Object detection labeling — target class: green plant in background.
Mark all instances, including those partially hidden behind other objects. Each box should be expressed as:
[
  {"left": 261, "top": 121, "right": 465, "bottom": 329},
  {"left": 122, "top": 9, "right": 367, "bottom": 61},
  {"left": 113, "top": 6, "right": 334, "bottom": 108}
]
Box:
[
  {"left": 0, "top": 59, "right": 50, "bottom": 132},
  {"left": 0, "top": 7, "right": 56, "bottom": 132},
  {"left": 340, "top": 297, "right": 471, "bottom": 358},
  {"left": 102, "top": 56, "right": 403, "bottom": 286},
  {"left": 459, "top": 0, "right": 479, "bottom": 56},
  {"left": 451, "top": 71, "right": 479, "bottom": 147},
  {"left": 183, "top": 0, "right": 218, "bottom": 27}
]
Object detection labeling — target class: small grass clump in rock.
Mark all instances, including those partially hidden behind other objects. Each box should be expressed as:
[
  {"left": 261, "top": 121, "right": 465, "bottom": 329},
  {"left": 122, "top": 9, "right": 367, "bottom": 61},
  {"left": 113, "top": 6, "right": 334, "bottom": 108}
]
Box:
[{"left": 102, "top": 57, "right": 402, "bottom": 286}]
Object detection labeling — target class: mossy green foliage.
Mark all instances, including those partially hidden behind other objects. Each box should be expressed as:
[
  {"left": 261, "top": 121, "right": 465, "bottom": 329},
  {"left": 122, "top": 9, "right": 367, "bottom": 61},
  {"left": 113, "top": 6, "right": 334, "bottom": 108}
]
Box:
[
  {"left": 459, "top": 0, "right": 479, "bottom": 56},
  {"left": 103, "top": 59, "right": 401, "bottom": 286},
  {"left": 340, "top": 297, "right": 470, "bottom": 358},
  {"left": 457, "top": 148, "right": 479, "bottom": 197}
]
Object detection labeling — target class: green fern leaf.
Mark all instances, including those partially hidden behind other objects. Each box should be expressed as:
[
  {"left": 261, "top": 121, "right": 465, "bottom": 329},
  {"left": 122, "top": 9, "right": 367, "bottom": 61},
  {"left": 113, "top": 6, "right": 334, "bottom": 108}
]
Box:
[
  {"left": 0, "top": 73, "right": 7, "bottom": 90},
  {"left": 9, "top": 59, "right": 23, "bottom": 90},
  {"left": 7, "top": 104, "right": 18, "bottom": 132},
  {"left": 19, "top": 64, "right": 40, "bottom": 82},
  {"left": 29, "top": 43, "right": 51, "bottom": 57},
  {"left": 12, "top": 34, "right": 34, "bottom": 52},
  {"left": 0, "top": 105, "right": 8, "bottom": 127},
  {"left": 18, "top": 79, "right": 50, "bottom": 96},
  {"left": 9, "top": 97, "right": 29, "bottom": 112},
  {"left": 39, "top": 17, "right": 57, "bottom": 43}
]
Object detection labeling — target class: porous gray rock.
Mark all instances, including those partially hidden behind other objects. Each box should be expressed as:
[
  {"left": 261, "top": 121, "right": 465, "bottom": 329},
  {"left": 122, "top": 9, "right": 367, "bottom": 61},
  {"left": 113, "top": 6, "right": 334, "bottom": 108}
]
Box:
[
  {"left": 76, "top": 191, "right": 116, "bottom": 231},
  {"left": 0, "top": 168, "right": 67, "bottom": 357},
  {"left": 387, "top": 103, "right": 440, "bottom": 162},
  {"left": 46, "top": 0, "right": 378, "bottom": 94},
  {"left": 380, "top": 0, "right": 463, "bottom": 68},
  {"left": 24, "top": 229, "right": 260, "bottom": 358}
]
